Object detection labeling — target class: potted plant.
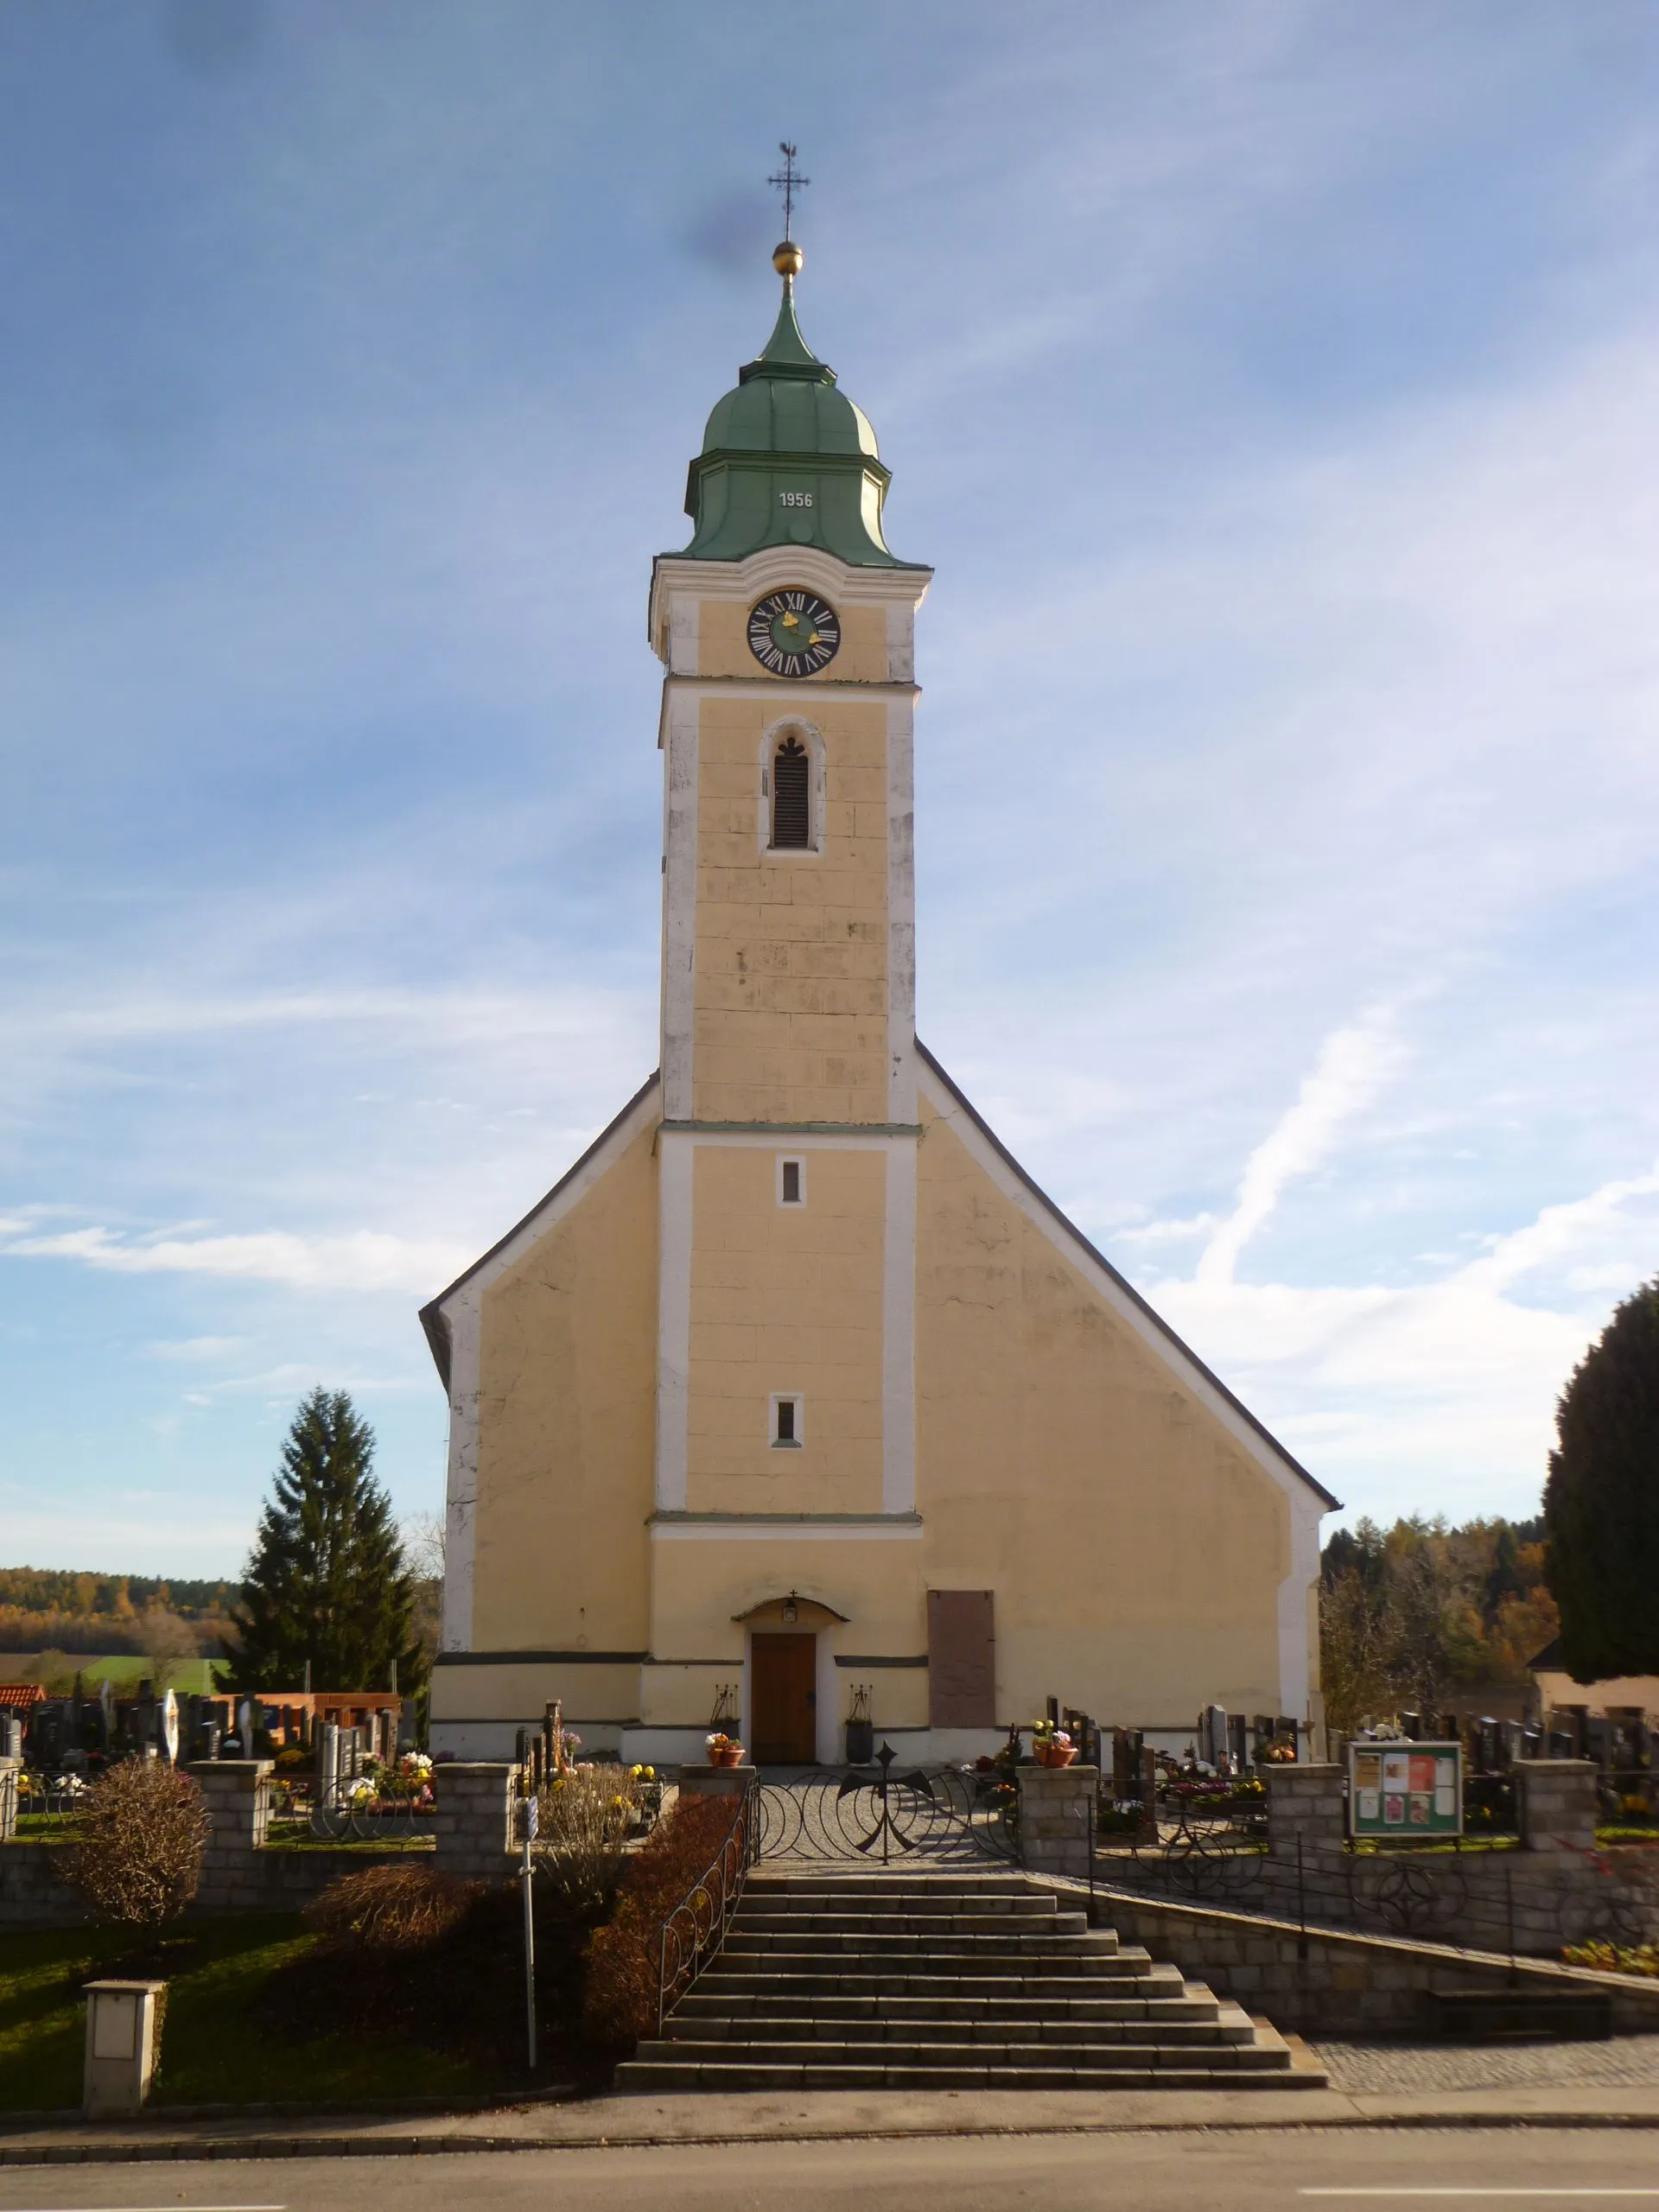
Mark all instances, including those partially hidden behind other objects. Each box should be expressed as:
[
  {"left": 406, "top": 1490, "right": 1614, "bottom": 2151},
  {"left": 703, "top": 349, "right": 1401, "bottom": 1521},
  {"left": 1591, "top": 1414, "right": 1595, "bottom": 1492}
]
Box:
[
  {"left": 1032, "top": 1721, "right": 1077, "bottom": 1770},
  {"left": 705, "top": 1732, "right": 746, "bottom": 1770}
]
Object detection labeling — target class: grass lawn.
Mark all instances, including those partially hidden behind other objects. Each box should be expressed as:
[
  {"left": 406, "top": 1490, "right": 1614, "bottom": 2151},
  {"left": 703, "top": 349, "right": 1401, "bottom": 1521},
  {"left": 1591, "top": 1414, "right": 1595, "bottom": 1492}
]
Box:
[{"left": 0, "top": 1916, "right": 497, "bottom": 2112}]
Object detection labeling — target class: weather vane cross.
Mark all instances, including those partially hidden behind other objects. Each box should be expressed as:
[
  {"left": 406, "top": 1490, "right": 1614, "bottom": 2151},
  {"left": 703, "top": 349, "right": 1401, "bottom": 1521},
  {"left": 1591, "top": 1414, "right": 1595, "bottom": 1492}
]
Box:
[{"left": 767, "top": 142, "right": 809, "bottom": 241}]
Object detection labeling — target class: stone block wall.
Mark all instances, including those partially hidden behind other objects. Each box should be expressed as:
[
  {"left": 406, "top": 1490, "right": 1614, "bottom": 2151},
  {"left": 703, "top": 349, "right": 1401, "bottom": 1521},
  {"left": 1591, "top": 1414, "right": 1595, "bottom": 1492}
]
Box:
[
  {"left": 1264, "top": 1763, "right": 1346, "bottom": 1855},
  {"left": 1256, "top": 1757, "right": 1656, "bottom": 1953},
  {"left": 677, "top": 1763, "right": 755, "bottom": 1802},
  {"left": 1517, "top": 1758, "right": 1600, "bottom": 1853},
  {"left": 431, "top": 1761, "right": 518, "bottom": 1882},
  {"left": 1019, "top": 1764, "right": 1097, "bottom": 1878},
  {"left": 188, "top": 1759, "right": 273, "bottom": 1915},
  {"left": 0, "top": 1840, "right": 86, "bottom": 1925},
  {"left": 1095, "top": 1884, "right": 1659, "bottom": 2036}
]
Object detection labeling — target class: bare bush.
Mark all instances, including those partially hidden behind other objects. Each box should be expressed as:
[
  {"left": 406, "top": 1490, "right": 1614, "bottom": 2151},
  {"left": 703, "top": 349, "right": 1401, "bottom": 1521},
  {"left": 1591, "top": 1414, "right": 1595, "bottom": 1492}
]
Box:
[
  {"left": 583, "top": 1792, "right": 743, "bottom": 2044},
  {"left": 304, "top": 1862, "right": 482, "bottom": 1950},
  {"left": 534, "top": 1766, "right": 636, "bottom": 1921},
  {"left": 64, "top": 1758, "right": 212, "bottom": 1937}
]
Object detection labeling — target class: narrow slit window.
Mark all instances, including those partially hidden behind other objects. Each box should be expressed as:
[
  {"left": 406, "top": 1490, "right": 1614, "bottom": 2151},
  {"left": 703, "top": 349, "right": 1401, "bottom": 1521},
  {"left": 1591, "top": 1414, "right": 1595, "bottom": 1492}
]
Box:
[
  {"left": 779, "top": 1157, "right": 803, "bottom": 1205},
  {"left": 772, "top": 1395, "right": 804, "bottom": 1447},
  {"left": 771, "top": 735, "right": 810, "bottom": 849}
]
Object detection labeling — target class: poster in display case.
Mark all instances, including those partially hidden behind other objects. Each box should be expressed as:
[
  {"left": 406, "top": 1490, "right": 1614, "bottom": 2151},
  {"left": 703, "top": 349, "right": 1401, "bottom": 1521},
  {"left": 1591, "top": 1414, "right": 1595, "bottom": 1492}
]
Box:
[{"left": 1348, "top": 1739, "right": 1462, "bottom": 1838}]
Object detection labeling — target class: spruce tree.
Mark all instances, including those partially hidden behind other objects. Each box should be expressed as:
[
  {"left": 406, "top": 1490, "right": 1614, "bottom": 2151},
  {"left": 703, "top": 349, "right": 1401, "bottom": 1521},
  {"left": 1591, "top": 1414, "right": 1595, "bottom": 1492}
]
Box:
[
  {"left": 1544, "top": 1279, "right": 1659, "bottom": 1680},
  {"left": 228, "top": 1388, "right": 422, "bottom": 1694}
]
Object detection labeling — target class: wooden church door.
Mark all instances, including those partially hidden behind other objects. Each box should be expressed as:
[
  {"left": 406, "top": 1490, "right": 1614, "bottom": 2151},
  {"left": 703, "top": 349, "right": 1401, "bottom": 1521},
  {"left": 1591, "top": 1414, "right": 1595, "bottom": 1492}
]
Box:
[{"left": 751, "top": 1633, "right": 817, "bottom": 1763}]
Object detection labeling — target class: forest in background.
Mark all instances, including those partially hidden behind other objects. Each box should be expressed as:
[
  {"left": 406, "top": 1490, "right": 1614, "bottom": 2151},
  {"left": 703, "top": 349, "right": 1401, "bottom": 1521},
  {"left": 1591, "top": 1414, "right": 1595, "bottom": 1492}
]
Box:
[
  {"left": 0, "top": 1567, "right": 239, "bottom": 1664},
  {"left": 1319, "top": 1513, "right": 1560, "bottom": 1732},
  {"left": 0, "top": 1529, "right": 442, "bottom": 1693}
]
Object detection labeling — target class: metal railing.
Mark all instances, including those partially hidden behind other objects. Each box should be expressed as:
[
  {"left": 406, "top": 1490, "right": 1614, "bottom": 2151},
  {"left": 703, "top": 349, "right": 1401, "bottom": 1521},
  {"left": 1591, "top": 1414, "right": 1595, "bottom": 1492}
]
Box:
[
  {"left": 654, "top": 1777, "right": 761, "bottom": 2035},
  {"left": 8, "top": 1768, "right": 89, "bottom": 1840}
]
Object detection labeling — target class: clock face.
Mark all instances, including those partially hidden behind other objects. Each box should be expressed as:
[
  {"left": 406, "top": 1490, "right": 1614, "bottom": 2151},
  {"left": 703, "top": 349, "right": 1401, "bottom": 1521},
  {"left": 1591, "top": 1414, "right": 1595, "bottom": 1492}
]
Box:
[{"left": 747, "top": 589, "right": 840, "bottom": 678}]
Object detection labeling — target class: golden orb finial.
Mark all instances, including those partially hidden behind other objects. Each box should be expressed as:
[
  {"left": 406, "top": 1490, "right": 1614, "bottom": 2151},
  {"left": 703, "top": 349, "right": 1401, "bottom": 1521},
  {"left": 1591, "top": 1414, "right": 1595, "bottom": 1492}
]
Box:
[{"left": 772, "top": 238, "right": 804, "bottom": 279}]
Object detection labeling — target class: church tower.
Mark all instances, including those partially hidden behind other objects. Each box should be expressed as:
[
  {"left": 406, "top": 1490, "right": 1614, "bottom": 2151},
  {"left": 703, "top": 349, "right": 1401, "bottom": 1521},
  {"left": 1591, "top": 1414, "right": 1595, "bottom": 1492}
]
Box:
[
  {"left": 422, "top": 232, "right": 1332, "bottom": 1768},
  {"left": 647, "top": 238, "right": 931, "bottom": 1555}
]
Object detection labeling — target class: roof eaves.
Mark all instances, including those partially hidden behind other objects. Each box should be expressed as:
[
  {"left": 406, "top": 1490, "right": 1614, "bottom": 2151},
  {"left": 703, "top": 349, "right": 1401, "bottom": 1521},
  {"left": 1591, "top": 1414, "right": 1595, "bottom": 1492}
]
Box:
[{"left": 913, "top": 1038, "right": 1341, "bottom": 1513}]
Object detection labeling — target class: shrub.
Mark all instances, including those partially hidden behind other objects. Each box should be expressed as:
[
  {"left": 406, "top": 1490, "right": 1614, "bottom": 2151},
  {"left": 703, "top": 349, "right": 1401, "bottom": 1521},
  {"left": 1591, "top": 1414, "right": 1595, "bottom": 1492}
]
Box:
[
  {"left": 582, "top": 1791, "right": 744, "bottom": 2044},
  {"left": 534, "top": 1765, "right": 637, "bottom": 1923},
  {"left": 63, "top": 1757, "right": 212, "bottom": 1938},
  {"left": 304, "top": 1861, "right": 482, "bottom": 1950}
]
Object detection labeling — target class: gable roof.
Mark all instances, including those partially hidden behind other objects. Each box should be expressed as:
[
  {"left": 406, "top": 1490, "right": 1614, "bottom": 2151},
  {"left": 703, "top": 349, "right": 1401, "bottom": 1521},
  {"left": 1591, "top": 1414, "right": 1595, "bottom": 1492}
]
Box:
[
  {"left": 417, "top": 1070, "right": 661, "bottom": 1389},
  {"left": 915, "top": 1039, "right": 1340, "bottom": 1511}
]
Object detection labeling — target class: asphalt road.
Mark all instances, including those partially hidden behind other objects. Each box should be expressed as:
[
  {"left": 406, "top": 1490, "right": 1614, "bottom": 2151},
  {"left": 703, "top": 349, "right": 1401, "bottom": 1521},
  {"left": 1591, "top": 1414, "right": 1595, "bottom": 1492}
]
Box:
[{"left": 4, "top": 2132, "right": 1659, "bottom": 2212}]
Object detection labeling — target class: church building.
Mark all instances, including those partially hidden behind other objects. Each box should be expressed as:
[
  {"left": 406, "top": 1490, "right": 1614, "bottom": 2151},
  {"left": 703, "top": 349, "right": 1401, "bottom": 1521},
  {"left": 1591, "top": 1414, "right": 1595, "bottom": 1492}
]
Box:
[{"left": 422, "top": 237, "right": 1334, "bottom": 1765}]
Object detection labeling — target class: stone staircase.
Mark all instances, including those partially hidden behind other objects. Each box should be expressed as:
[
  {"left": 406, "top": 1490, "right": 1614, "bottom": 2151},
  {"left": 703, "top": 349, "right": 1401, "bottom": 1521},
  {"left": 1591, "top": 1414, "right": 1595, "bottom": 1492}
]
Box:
[{"left": 618, "top": 1868, "right": 1325, "bottom": 2091}]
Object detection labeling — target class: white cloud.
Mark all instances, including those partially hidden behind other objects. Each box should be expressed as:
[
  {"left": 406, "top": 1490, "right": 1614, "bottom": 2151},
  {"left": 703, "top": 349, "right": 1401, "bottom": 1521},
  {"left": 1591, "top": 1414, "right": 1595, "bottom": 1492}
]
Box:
[
  {"left": 1197, "top": 1007, "right": 1405, "bottom": 1287},
  {"left": 2, "top": 1225, "right": 469, "bottom": 1296}
]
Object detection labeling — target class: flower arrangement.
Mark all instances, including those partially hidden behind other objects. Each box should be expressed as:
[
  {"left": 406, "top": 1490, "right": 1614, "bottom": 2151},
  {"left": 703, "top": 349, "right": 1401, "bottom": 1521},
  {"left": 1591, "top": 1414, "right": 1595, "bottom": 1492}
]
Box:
[
  {"left": 705, "top": 1732, "right": 745, "bottom": 1768},
  {"left": 1031, "top": 1720, "right": 1077, "bottom": 1770}
]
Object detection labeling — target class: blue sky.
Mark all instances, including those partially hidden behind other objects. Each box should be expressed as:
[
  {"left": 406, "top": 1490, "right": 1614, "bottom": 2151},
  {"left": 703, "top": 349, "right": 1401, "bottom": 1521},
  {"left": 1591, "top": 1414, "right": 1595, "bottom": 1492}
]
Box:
[{"left": 3, "top": 1, "right": 1656, "bottom": 1577}]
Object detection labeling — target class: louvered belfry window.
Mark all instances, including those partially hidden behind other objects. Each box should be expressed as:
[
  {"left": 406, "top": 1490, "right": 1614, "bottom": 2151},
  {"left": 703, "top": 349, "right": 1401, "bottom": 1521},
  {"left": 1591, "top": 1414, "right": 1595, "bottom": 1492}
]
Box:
[{"left": 772, "top": 735, "right": 810, "bottom": 849}]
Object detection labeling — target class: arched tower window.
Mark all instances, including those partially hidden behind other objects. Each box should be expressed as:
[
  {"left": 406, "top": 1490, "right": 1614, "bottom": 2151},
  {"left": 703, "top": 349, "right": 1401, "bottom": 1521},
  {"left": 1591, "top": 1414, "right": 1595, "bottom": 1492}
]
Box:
[{"left": 771, "top": 735, "right": 810, "bottom": 849}]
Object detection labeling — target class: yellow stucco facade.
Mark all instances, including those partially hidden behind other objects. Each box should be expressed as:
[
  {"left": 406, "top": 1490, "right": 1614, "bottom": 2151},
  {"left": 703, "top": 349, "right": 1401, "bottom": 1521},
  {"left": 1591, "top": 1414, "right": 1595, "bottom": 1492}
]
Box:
[{"left": 423, "top": 277, "right": 1332, "bottom": 1766}]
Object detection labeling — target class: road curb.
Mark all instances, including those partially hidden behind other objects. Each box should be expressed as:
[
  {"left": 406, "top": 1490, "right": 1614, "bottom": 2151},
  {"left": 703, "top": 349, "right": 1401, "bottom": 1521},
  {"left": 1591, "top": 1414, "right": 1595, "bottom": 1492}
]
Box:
[{"left": 8, "top": 2108, "right": 1659, "bottom": 2163}]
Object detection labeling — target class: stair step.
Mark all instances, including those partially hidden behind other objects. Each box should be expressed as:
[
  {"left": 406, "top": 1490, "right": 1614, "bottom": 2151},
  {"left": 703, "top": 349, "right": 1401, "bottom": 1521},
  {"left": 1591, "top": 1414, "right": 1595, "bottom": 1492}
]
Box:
[
  {"left": 618, "top": 2060, "right": 1328, "bottom": 2092},
  {"left": 675, "top": 1993, "right": 1216, "bottom": 2024},
  {"left": 722, "top": 1932, "right": 1115, "bottom": 1957},
  {"left": 617, "top": 1869, "right": 1310, "bottom": 2096},
  {"left": 664, "top": 2015, "right": 1256, "bottom": 2045},
  {"left": 638, "top": 2036, "right": 1294, "bottom": 2068},
  {"left": 739, "top": 1910, "right": 1079, "bottom": 1929}
]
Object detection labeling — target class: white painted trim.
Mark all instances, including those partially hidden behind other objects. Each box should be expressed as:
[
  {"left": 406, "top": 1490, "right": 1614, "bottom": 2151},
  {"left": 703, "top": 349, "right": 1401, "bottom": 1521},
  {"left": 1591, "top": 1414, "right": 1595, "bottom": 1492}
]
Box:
[
  {"left": 756, "top": 715, "right": 826, "bottom": 859},
  {"left": 775, "top": 1154, "right": 806, "bottom": 1206},
  {"left": 817, "top": 1627, "right": 839, "bottom": 1763},
  {"left": 661, "top": 688, "right": 700, "bottom": 1121},
  {"left": 884, "top": 596, "right": 916, "bottom": 685},
  {"left": 887, "top": 695, "right": 917, "bottom": 1124},
  {"left": 667, "top": 591, "right": 698, "bottom": 678},
  {"left": 439, "top": 1284, "right": 480, "bottom": 1654},
  {"left": 655, "top": 1129, "right": 694, "bottom": 1513},
  {"left": 666, "top": 1127, "right": 911, "bottom": 1151},
  {"left": 882, "top": 1138, "right": 917, "bottom": 1515},
  {"left": 1279, "top": 1491, "right": 1323, "bottom": 1720},
  {"left": 768, "top": 1391, "right": 805, "bottom": 1448},
  {"left": 664, "top": 677, "right": 918, "bottom": 703},
  {"left": 649, "top": 547, "right": 931, "bottom": 664},
  {"left": 650, "top": 1518, "right": 924, "bottom": 1541},
  {"left": 916, "top": 1054, "right": 1326, "bottom": 1697}
]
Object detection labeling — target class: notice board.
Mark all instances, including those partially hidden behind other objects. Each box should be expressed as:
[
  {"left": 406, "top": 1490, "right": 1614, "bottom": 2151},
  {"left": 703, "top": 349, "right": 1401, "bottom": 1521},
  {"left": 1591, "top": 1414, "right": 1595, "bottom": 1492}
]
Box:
[{"left": 1348, "top": 1739, "right": 1462, "bottom": 1838}]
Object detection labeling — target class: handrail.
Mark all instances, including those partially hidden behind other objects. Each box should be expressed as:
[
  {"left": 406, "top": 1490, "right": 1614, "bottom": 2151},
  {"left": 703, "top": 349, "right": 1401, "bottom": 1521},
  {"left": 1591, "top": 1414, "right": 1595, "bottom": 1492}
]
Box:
[{"left": 653, "top": 1778, "right": 760, "bottom": 2036}]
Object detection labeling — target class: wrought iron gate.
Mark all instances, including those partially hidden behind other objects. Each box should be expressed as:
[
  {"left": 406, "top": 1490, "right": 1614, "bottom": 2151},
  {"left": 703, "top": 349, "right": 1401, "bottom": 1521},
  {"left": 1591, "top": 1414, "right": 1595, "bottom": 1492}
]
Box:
[{"left": 753, "top": 1739, "right": 1020, "bottom": 1865}]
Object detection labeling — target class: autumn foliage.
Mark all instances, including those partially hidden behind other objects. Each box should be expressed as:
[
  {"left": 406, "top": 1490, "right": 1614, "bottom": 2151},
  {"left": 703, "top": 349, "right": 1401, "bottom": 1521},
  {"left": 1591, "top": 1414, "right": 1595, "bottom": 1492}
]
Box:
[
  {"left": 582, "top": 1792, "right": 747, "bottom": 2045},
  {"left": 64, "top": 1758, "right": 212, "bottom": 1936}
]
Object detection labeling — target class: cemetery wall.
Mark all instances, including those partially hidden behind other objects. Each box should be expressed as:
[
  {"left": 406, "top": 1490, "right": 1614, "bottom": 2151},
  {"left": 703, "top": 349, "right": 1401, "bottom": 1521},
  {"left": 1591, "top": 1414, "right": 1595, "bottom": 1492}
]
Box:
[{"left": 1092, "top": 1885, "right": 1659, "bottom": 2036}]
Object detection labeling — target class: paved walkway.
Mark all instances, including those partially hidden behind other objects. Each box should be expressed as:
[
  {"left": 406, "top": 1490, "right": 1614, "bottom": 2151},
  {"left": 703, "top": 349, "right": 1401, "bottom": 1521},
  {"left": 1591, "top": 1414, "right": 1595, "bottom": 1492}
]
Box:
[
  {"left": 8, "top": 2067, "right": 1659, "bottom": 2163},
  {"left": 1313, "top": 2031, "right": 1659, "bottom": 2094}
]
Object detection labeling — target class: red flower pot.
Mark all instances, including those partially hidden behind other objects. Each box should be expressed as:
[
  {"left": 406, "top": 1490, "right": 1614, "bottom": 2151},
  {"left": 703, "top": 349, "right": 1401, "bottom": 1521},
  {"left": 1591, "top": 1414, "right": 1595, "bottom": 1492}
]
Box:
[
  {"left": 1036, "top": 1742, "right": 1077, "bottom": 1769},
  {"left": 709, "top": 1745, "right": 745, "bottom": 1769}
]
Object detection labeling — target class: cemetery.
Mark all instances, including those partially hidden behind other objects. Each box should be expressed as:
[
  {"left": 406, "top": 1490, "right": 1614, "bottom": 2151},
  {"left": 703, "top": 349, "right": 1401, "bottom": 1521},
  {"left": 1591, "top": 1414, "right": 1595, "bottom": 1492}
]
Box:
[{"left": 1, "top": 1681, "right": 1656, "bottom": 2117}]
